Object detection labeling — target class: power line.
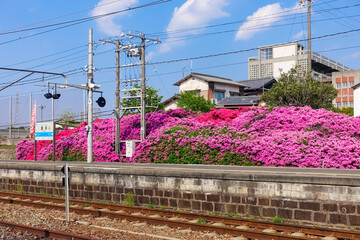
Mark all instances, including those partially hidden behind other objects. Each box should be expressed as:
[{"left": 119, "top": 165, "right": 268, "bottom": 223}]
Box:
[
  {"left": 1, "top": 0, "right": 123, "bottom": 33},
  {"left": 3, "top": 27, "right": 360, "bottom": 88},
  {"left": 0, "top": 0, "right": 172, "bottom": 39},
  {"left": 145, "top": 2, "right": 360, "bottom": 38},
  {"left": 160, "top": 13, "right": 360, "bottom": 43}
]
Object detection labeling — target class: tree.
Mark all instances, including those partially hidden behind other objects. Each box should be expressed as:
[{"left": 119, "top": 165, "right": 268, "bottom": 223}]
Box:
[
  {"left": 57, "top": 108, "right": 78, "bottom": 127},
  {"left": 331, "top": 107, "right": 353, "bottom": 117},
  {"left": 120, "top": 84, "right": 164, "bottom": 114},
  {"left": 260, "top": 66, "right": 337, "bottom": 110},
  {"left": 176, "top": 90, "right": 215, "bottom": 113}
]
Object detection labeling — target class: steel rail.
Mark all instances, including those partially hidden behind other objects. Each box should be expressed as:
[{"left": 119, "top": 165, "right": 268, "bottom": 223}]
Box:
[
  {"left": 0, "top": 192, "right": 359, "bottom": 239},
  {"left": 0, "top": 220, "right": 95, "bottom": 240}
]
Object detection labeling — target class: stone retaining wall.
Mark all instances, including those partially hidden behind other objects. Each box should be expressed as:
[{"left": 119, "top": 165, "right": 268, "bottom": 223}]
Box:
[{"left": 0, "top": 166, "right": 360, "bottom": 229}]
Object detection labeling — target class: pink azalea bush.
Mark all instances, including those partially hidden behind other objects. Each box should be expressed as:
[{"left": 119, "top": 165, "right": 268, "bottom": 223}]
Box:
[
  {"left": 16, "top": 107, "right": 360, "bottom": 168},
  {"left": 16, "top": 109, "right": 192, "bottom": 162}
]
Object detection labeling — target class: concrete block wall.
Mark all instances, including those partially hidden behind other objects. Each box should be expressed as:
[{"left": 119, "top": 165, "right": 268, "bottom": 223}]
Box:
[{"left": 1, "top": 164, "right": 360, "bottom": 229}]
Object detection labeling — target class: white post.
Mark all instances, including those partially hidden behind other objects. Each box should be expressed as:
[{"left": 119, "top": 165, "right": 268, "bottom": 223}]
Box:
[
  {"left": 29, "top": 93, "right": 32, "bottom": 135},
  {"left": 9, "top": 97, "right": 12, "bottom": 139},
  {"left": 87, "top": 28, "right": 94, "bottom": 163}
]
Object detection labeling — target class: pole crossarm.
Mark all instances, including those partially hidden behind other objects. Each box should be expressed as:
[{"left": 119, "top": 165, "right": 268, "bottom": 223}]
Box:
[
  {"left": 0, "top": 73, "right": 34, "bottom": 92},
  {"left": 0, "top": 67, "right": 66, "bottom": 77}
]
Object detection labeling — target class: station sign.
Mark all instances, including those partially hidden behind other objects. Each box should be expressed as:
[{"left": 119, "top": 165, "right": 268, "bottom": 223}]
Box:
[{"left": 35, "top": 122, "right": 54, "bottom": 140}]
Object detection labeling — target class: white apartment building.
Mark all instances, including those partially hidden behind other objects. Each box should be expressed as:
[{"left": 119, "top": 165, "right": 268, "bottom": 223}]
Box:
[{"left": 248, "top": 42, "right": 351, "bottom": 81}]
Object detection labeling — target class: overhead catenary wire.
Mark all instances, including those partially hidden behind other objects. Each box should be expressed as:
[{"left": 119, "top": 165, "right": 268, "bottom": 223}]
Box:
[
  {"left": 0, "top": 0, "right": 172, "bottom": 46},
  {"left": 1, "top": 0, "right": 123, "bottom": 34},
  {"left": 1, "top": 1, "right": 358, "bottom": 74},
  {"left": 2, "top": 27, "right": 360, "bottom": 89}
]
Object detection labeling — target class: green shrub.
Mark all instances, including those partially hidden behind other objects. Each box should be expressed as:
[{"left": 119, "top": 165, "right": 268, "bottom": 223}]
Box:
[
  {"left": 124, "top": 193, "right": 134, "bottom": 206},
  {"left": 273, "top": 216, "right": 284, "bottom": 223}
]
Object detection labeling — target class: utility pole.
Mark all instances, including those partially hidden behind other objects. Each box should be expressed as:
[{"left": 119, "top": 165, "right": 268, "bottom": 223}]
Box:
[
  {"left": 29, "top": 93, "right": 32, "bottom": 134},
  {"left": 140, "top": 37, "right": 146, "bottom": 140},
  {"left": 307, "top": 0, "right": 312, "bottom": 71},
  {"left": 38, "top": 105, "right": 46, "bottom": 122},
  {"left": 87, "top": 28, "right": 94, "bottom": 163},
  {"left": 119, "top": 32, "right": 159, "bottom": 140},
  {"left": 9, "top": 97, "right": 12, "bottom": 139},
  {"left": 52, "top": 88, "right": 54, "bottom": 122},
  {"left": 115, "top": 40, "right": 120, "bottom": 155}
]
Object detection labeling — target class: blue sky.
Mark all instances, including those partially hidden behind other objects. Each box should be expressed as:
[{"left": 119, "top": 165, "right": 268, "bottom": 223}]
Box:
[{"left": 0, "top": 0, "right": 360, "bottom": 127}]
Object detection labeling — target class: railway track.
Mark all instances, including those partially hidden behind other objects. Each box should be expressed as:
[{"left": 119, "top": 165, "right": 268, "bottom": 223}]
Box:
[
  {"left": 0, "top": 220, "right": 95, "bottom": 240},
  {"left": 0, "top": 192, "right": 359, "bottom": 240}
]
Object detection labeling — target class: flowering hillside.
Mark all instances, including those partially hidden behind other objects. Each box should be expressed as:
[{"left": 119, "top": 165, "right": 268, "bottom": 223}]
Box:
[{"left": 17, "top": 107, "right": 360, "bottom": 169}]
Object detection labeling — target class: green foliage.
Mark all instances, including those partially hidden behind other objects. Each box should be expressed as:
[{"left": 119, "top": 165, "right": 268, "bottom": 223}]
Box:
[
  {"left": 160, "top": 206, "right": 165, "bottom": 210},
  {"left": 176, "top": 90, "right": 215, "bottom": 113},
  {"left": 197, "top": 218, "right": 207, "bottom": 223},
  {"left": 124, "top": 193, "right": 134, "bottom": 206},
  {"left": 16, "top": 184, "right": 23, "bottom": 193},
  {"left": 62, "top": 148, "right": 85, "bottom": 161},
  {"left": 57, "top": 108, "right": 79, "bottom": 127},
  {"left": 260, "top": 66, "right": 337, "bottom": 110},
  {"left": 331, "top": 107, "right": 354, "bottom": 117},
  {"left": 39, "top": 189, "right": 47, "bottom": 197},
  {"left": 152, "top": 125, "right": 254, "bottom": 166},
  {"left": 147, "top": 204, "right": 154, "bottom": 208},
  {"left": 249, "top": 217, "right": 255, "bottom": 220},
  {"left": 227, "top": 213, "right": 233, "bottom": 217},
  {"left": 273, "top": 216, "right": 284, "bottom": 223},
  {"left": 121, "top": 84, "right": 164, "bottom": 114}
]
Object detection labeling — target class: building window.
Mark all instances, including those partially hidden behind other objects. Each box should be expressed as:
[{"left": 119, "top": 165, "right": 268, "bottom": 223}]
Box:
[
  {"left": 336, "top": 102, "right": 341, "bottom": 108},
  {"left": 343, "top": 102, "right": 348, "bottom": 107},
  {"left": 349, "top": 82, "right": 355, "bottom": 87},
  {"left": 336, "top": 83, "right": 342, "bottom": 89},
  {"left": 214, "top": 91, "right": 225, "bottom": 101},
  {"left": 261, "top": 48, "right": 273, "bottom": 60},
  {"left": 343, "top": 82, "right": 348, "bottom": 88},
  {"left": 350, "top": 101, "right": 354, "bottom": 107}
]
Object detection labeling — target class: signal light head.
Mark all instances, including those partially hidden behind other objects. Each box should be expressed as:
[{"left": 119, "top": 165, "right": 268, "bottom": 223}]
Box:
[
  {"left": 44, "top": 93, "right": 53, "bottom": 99},
  {"left": 52, "top": 93, "right": 61, "bottom": 99},
  {"left": 96, "top": 96, "right": 106, "bottom": 107}
]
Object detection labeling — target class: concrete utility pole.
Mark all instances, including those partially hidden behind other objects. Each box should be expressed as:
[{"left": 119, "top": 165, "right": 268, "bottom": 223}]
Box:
[
  {"left": 87, "top": 28, "right": 94, "bottom": 163},
  {"left": 38, "top": 105, "right": 46, "bottom": 122},
  {"left": 140, "top": 37, "right": 146, "bottom": 140},
  {"left": 115, "top": 40, "right": 120, "bottom": 155},
  {"left": 9, "top": 97, "right": 12, "bottom": 139},
  {"left": 52, "top": 88, "right": 54, "bottom": 122},
  {"left": 29, "top": 93, "right": 32, "bottom": 134},
  {"left": 307, "top": 0, "right": 312, "bottom": 71}
]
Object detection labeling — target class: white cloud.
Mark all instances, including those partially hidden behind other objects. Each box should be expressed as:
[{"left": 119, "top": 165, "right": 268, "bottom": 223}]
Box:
[
  {"left": 292, "top": 30, "right": 307, "bottom": 40},
  {"left": 160, "top": 0, "right": 229, "bottom": 53},
  {"left": 235, "top": 3, "right": 298, "bottom": 40},
  {"left": 91, "top": 0, "right": 138, "bottom": 36}
]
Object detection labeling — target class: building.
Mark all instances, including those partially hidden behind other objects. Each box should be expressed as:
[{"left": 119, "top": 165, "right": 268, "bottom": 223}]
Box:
[
  {"left": 248, "top": 42, "right": 351, "bottom": 81},
  {"left": 237, "top": 77, "right": 276, "bottom": 96},
  {"left": 163, "top": 94, "right": 179, "bottom": 111},
  {"left": 163, "top": 72, "right": 246, "bottom": 110},
  {"left": 216, "top": 96, "right": 261, "bottom": 109},
  {"left": 333, "top": 70, "right": 360, "bottom": 109}
]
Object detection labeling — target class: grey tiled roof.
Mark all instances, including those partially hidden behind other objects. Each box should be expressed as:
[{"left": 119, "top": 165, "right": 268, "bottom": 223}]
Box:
[
  {"left": 217, "top": 96, "right": 260, "bottom": 105},
  {"left": 237, "top": 77, "right": 276, "bottom": 90}
]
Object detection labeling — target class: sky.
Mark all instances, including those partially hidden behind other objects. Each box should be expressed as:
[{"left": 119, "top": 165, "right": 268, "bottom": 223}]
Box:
[{"left": 0, "top": 0, "right": 360, "bottom": 128}]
